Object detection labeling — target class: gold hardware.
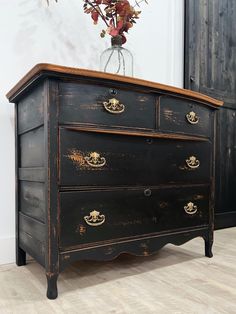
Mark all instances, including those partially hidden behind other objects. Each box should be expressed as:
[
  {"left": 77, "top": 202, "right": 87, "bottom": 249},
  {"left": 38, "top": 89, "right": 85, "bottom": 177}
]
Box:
[
  {"left": 84, "top": 210, "right": 105, "bottom": 227},
  {"left": 103, "top": 98, "right": 125, "bottom": 114},
  {"left": 84, "top": 152, "right": 106, "bottom": 168},
  {"left": 186, "top": 111, "right": 199, "bottom": 124},
  {"left": 184, "top": 202, "right": 198, "bottom": 215},
  {"left": 186, "top": 156, "right": 200, "bottom": 169}
]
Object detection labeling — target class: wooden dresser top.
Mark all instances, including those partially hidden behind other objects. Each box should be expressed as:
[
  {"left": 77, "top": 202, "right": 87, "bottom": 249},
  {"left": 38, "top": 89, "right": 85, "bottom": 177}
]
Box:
[{"left": 6, "top": 63, "right": 223, "bottom": 107}]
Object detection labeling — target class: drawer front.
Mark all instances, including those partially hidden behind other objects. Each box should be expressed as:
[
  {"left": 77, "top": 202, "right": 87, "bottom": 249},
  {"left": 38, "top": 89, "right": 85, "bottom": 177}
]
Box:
[
  {"left": 59, "top": 186, "right": 209, "bottom": 249},
  {"left": 59, "top": 82, "right": 156, "bottom": 129},
  {"left": 59, "top": 128, "right": 211, "bottom": 186},
  {"left": 159, "top": 96, "right": 213, "bottom": 137}
]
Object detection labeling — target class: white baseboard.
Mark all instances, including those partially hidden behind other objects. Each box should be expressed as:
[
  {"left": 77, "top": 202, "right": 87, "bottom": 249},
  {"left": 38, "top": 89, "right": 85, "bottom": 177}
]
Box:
[
  {"left": 0, "top": 236, "right": 34, "bottom": 266},
  {"left": 0, "top": 236, "right": 15, "bottom": 265}
]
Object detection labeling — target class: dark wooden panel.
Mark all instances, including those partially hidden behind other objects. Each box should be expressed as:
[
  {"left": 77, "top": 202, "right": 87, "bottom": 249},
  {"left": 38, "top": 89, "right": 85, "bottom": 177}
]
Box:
[
  {"left": 19, "top": 230, "right": 45, "bottom": 267},
  {"left": 44, "top": 79, "right": 60, "bottom": 279},
  {"left": 184, "top": 0, "right": 236, "bottom": 229},
  {"left": 18, "top": 83, "right": 44, "bottom": 134},
  {"left": 59, "top": 82, "right": 156, "bottom": 129},
  {"left": 19, "top": 212, "right": 45, "bottom": 243},
  {"left": 19, "top": 126, "right": 44, "bottom": 168},
  {"left": 59, "top": 186, "right": 209, "bottom": 249},
  {"left": 185, "top": 0, "right": 236, "bottom": 109},
  {"left": 60, "top": 128, "right": 211, "bottom": 186},
  {"left": 215, "top": 108, "right": 236, "bottom": 214},
  {"left": 15, "top": 100, "right": 26, "bottom": 266},
  {"left": 19, "top": 181, "right": 45, "bottom": 223},
  {"left": 19, "top": 167, "right": 45, "bottom": 182},
  {"left": 159, "top": 96, "right": 213, "bottom": 137},
  {"left": 215, "top": 212, "right": 236, "bottom": 230}
]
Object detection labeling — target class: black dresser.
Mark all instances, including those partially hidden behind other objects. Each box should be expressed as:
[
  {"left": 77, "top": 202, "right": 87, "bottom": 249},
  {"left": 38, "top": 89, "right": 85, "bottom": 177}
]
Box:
[{"left": 7, "top": 64, "right": 223, "bottom": 299}]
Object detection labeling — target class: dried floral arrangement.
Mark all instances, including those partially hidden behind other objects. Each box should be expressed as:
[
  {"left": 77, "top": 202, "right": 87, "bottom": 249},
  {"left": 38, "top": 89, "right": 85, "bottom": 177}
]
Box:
[{"left": 47, "top": 0, "right": 148, "bottom": 44}]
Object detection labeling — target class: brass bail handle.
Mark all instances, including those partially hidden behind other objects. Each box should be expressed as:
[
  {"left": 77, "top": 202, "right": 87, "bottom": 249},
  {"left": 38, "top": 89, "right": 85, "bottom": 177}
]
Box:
[
  {"left": 186, "top": 111, "right": 199, "bottom": 124},
  {"left": 84, "top": 210, "right": 105, "bottom": 227},
  {"left": 186, "top": 156, "right": 200, "bottom": 169},
  {"left": 103, "top": 98, "right": 125, "bottom": 114},
  {"left": 84, "top": 152, "right": 106, "bottom": 168},
  {"left": 184, "top": 202, "right": 198, "bottom": 215}
]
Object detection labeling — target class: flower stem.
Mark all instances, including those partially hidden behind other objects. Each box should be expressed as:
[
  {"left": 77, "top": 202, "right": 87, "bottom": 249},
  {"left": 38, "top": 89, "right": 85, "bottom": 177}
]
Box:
[{"left": 85, "top": 0, "right": 109, "bottom": 27}]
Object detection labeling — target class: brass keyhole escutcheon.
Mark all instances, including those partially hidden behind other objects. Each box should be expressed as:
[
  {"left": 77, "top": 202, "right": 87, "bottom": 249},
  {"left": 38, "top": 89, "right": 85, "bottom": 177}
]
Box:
[
  {"left": 109, "top": 88, "right": 118, "bottom": 96},
  {"left": 144, "top": 189, "right": 152, "bottom": 197}
]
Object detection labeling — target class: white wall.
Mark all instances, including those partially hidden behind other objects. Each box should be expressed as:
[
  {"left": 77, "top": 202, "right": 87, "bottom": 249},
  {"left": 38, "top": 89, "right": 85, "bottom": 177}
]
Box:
[{"left": 0, "top": 0, "right": 184, "bottom": 265}]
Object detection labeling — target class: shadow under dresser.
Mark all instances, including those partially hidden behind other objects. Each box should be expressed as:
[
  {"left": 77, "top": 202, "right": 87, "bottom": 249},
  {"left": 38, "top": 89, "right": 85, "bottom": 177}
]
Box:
[{"left": 6, "top": 64, "right": 223, "bottom": 299}]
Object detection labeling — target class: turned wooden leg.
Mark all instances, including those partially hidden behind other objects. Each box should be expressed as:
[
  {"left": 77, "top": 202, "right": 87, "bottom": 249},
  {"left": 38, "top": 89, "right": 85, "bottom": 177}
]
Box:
[
  {"left": 46, "top": 273, "right": 58, "bottom": 300},
  {"left": 204, "top": 237, "right": 213, "bottom": 258},
  {"left": 16, "top": 247, "right": 26, "bottom": 266}
]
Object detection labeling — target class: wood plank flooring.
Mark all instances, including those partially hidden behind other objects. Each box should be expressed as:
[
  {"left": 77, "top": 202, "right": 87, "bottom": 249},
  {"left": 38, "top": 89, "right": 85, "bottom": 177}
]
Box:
[{"left": 0, "top": 228, "right": 236, "bottom": 314}]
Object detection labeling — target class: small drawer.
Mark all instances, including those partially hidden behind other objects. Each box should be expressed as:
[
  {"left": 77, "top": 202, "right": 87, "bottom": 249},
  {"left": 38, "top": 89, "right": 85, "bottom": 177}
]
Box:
[
  {"left": 59, "top": 186, "right": 209, "bottom": 249},
  {"left": 159, "top": 96, "right": 213, "bottom": 137},
  {"left": 59, "top": 128, "right": 211, "bottom": 186},
  {"left": 59, "top": 82, "right": 156, "bottom": 130}
]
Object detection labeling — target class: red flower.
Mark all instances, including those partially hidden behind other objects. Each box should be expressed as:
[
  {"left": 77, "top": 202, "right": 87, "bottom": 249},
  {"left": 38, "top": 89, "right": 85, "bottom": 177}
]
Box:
[
  {"left": 116, "top": 1, "right": 133, "bottom": 18},
  {"left": 91, "top": 10, "right": 99, "bottom": 24},
  {"left": 107, "top": 19, "right": 123, "bottom": 37}
]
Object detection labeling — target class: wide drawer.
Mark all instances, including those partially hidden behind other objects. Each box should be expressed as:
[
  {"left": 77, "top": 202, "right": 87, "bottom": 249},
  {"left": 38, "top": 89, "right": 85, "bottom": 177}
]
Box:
[
  {"left": 159, "top": 96, "right": 213, "bottom": 137},
  {"left": 59, "top": 128, "right": 211, "bottom": 186},
  {"left": 59, "top": 186, "right": 209, "bottom": 249},
  {"left": 59, "top": 82, "right": 156, "bottom": 130}
]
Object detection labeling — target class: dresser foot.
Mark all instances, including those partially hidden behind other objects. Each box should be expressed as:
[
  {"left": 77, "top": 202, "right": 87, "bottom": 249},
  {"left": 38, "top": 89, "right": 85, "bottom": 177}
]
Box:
[
  {"left": 16, "top": 247, "right": 26, "bottom": 266},
  {"left": 46, "top": 273, "right": 58, "bottom": 300},
  {"left": 204, "top": 239, "right": 213, "bottom": 258}
]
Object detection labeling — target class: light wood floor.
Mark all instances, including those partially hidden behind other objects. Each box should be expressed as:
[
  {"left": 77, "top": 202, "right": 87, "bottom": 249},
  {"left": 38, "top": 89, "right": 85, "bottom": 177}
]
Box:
[{"left": 0, "top": 228, "right": 236, "bottom": 314}]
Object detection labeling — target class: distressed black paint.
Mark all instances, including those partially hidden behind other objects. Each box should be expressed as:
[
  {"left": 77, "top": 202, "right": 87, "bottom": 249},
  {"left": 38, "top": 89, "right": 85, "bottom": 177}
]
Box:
[
  {"left": 59, "top": 186, "right": 210, "bottom": 249},
  {"left": 60, "top": 128, "right": 211, "bottom": 186},
  {"left": 9, "top": 67, "right": 219, "bottom": 299},
  {"left": 159, "top": 96, "right": 214, "bottom": 138},
  {"left": 59, "top": 82, "right": 156, "bottom": 129}
]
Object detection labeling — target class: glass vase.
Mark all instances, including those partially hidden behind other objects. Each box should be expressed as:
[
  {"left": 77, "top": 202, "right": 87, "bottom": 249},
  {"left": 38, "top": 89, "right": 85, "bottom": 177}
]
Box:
[{"left": 100, "top": 35, "right": 133, "bottom": 76}]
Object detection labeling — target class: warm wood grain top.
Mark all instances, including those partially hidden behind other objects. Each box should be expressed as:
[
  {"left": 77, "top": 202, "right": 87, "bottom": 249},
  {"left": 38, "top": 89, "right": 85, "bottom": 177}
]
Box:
[{"left": 6, "top": 63, "right": 223, "bottom": 106}]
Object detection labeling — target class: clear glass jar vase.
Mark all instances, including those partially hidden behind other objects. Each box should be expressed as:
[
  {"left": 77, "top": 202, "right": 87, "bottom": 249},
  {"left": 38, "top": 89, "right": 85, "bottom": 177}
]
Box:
[{"left": 100, "top": 35, "right": 133, "bottom": 76}]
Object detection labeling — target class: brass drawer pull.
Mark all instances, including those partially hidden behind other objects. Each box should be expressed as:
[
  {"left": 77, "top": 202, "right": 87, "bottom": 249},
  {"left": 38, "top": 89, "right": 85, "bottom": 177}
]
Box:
[
  {"left": 103, "top": 98, "right": 125, "bottom": 114},
  {"left": 84, "top": 152, "right": 106, "bottom": 168},
  {"left": 84, "top": 210, "right": 105, "bottom": 227},
  {"left": 186, "top": 111, "right": 199, "bottom": 124},
  {"left": 186, "top": 156, "right": 200, "bottom": 169},
  {"left": 184, "top": 202, "right": 198, "bottom": 215}
]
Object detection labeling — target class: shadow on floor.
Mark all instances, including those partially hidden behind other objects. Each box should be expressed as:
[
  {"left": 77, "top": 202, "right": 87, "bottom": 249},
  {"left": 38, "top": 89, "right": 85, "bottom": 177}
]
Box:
[
  {"left": 29, "top": 244, "right": 205, "bottom": 286},
  {"left": 57, "top": 242, "right": 205, "bottom": 290},
  {"left": 2, "top": 240, "right": 207, "bottom": 301}
]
